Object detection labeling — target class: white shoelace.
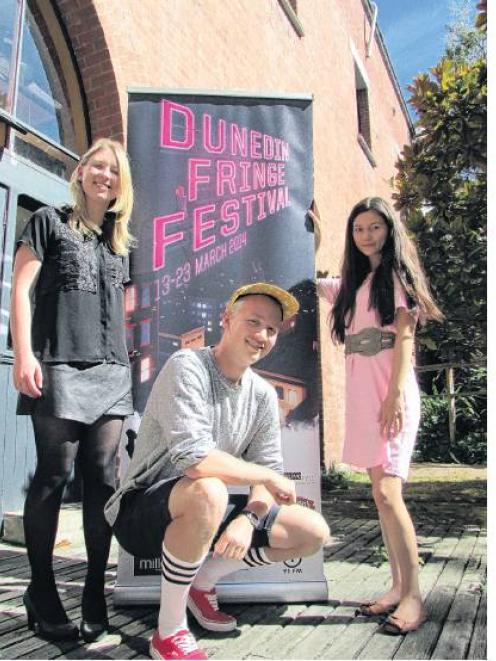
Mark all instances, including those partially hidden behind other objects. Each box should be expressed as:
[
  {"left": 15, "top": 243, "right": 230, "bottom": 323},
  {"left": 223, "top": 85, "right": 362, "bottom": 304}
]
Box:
[
  {"left": 206, "top": 592, "right": 219, "bottom": 611},
  {"left": 171, "top": 631, "right": 199, "bottom": 655}
]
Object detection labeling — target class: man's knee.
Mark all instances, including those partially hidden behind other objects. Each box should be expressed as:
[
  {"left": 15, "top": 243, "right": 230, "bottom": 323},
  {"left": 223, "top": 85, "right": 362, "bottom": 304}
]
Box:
[
  {"left": 175, "top": 477, "right": 229, "bottom": 529},
  {"left": 303, "top": 510, "right": 330, "bottom": 551},
  {"left": 272, "top": 505, "right": 330, "bottom": 554}
]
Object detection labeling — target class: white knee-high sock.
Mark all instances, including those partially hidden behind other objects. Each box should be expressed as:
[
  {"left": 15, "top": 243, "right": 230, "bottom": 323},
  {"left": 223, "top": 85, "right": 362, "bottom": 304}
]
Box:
[
  {"left": 158, "top": 545, "right": 206, "bottom": 638},
  {"left": 193, "top": 547, "right": 275, "bottom": 592}
]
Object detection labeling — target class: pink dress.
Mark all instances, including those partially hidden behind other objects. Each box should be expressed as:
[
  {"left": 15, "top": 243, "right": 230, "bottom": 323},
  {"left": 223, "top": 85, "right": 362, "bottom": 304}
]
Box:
[{"left": 318, "top": 274, "right": 420, "bottom": 480}]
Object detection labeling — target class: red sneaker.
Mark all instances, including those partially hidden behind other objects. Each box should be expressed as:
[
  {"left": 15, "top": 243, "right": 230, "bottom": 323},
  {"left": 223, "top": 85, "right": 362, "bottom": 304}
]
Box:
[
  {"left": 187, "top": 587, "right": 237, "bottom": 632},
  {"left": 149, "top": 629, "right": 208, "bottom": 660}
]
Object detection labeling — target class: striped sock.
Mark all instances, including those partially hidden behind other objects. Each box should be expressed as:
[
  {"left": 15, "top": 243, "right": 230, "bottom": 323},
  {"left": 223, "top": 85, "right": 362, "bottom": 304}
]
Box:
[
  {"left": 242, "top": 547, "right": 274, "bottom": 568},
  {"left": 192, "top": 547, "right": 276, "bottom": 592},
  {"left": 158, "top": 545, "right": 206, "bottom": 638}
]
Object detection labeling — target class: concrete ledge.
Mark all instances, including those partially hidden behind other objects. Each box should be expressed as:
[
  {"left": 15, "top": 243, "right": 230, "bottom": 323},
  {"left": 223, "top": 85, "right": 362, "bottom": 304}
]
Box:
[{"left": 2, "top": 504, "right": 82, "bottom": 546}]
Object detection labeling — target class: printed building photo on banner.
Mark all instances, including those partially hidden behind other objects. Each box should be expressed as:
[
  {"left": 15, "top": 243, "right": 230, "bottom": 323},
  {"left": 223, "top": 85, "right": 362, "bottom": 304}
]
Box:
[{"left": 115, "top": 90, "right": 327, "bottom": 604}]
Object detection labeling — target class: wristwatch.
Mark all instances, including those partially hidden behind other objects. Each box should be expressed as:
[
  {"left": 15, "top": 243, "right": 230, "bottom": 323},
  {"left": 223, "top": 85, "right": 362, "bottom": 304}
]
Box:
[{"left": 238, "top": 509, "right": 260, "bottom": 529}]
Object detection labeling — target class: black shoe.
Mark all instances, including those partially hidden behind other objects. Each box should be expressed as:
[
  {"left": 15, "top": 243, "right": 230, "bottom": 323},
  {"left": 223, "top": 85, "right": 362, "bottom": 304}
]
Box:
[
  {"left": 81, "top": 585, "right": 109, "bottom": 642},
  {"left": 80, "top": 619, "right": 109, "bottom": 643},
  {"left": 23, "top": 589, "right": 79, "bottom": 641}
]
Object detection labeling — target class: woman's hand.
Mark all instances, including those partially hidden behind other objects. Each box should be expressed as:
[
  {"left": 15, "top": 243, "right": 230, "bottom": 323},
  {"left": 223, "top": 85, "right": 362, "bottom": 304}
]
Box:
[
  {"left": 379, "top": 391, "right": 404, "bottom": 438},
  {"left": 213, "top": 516, "right": 254, "bottom": 560},
  {"left": 13, "top": 352, "right": 43, "bottom": 398}
]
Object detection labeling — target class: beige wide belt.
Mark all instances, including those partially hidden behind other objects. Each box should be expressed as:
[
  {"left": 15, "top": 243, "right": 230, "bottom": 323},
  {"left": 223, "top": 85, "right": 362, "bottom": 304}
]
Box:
[{"left": 345, "top": 327, "right": 396, "bottom": 356}]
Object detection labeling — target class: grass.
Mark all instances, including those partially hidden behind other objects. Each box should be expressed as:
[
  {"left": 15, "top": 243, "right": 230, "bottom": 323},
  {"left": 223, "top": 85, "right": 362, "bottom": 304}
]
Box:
[{"left": 321, "top": 462, "right": 487, "bottom": 527}]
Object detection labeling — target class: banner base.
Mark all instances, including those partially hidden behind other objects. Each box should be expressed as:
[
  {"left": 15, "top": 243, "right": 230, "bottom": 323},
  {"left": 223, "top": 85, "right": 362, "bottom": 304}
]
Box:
[{"left": 114, "top": 580, "right": 328, "bottom": 606}]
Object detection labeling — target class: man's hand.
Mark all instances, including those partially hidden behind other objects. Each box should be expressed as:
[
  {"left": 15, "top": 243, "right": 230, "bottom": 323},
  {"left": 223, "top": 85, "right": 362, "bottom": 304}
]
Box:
[
  {"left": 264, "top": 473, "right": 296, "bottom": 505},
  {"left": 213, "top": 516, "right": 254, "bottom": 560}
]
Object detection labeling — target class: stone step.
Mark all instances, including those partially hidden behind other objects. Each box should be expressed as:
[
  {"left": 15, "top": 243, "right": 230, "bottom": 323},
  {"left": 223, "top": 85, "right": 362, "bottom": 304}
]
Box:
[{"left": 2, "top": 504, "right": 82, "bottom": 546}]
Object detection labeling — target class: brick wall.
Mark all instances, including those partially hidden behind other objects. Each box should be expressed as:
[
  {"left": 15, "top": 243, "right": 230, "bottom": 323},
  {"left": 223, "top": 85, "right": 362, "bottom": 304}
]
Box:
[
  {"left": 55, "top": 0, "right": 411, "bottom": 466},
  {"left": 56, "top": 0, "right": 123, "bottom": 140}
]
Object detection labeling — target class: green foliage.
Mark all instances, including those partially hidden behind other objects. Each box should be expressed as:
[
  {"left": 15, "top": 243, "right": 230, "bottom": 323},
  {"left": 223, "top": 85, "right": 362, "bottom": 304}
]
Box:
[
  {"left": 445, "top": 0, "right": 487, "bottom": 63},
  {"left": 321, "top": 465, "right": 349, "bottom": 492},
  {"left": 393, "top": 9, "right": 486, "bottom": 462},
  {"left": 393, "top": 8, "right": 487, "bottom": 364},
  {"left": 415, "top": 365, "right": 486, "bottom": 464}
]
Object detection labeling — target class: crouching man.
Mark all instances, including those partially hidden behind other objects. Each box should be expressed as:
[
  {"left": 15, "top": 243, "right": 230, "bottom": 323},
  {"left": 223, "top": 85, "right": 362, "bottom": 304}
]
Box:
[{"left": 105, "top": 283, "right": 330, "bottom": 660}]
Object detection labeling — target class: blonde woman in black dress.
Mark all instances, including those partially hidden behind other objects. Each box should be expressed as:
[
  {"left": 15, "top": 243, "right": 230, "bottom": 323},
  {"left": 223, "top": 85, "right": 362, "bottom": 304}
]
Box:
[{"left": 10, "top": 138, "right": 134, "bottom": 642}]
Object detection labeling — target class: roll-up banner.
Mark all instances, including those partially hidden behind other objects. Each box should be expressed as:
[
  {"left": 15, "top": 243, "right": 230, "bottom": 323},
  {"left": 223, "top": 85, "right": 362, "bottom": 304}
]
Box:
[{"left": 115, "top": 89, "right": 327, "bottom": 604}]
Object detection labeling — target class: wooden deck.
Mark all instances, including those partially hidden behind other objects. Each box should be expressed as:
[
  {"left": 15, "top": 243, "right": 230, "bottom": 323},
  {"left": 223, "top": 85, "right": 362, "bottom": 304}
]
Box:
[{"left": 0, "top": 510, "right": 486, "bottom": 660}]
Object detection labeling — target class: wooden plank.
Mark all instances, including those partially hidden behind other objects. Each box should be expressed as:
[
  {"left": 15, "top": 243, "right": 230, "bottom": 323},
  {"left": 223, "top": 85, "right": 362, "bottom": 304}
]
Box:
[
  {"left": 20, "top": 606, "right": 157, "bottom": 660},
  {"left": 317, "top": 604, "right": 382, "bottom": 660},
  {"left": 0, "top": 518, "right": 486, "bottom": 661},
  {"left": 246, "top": 603, "right": 329, "bottom": 659},
  {"left": 208, "top": 603, "right": 293, "bottom": 660},
  {"left": 355, "top": 524, "right": 459, "bottom": 660},
  {"left": 431, "top": 532, "right": 485, "bottom": 659},
  {"left": 394, "top": 527, "right": 479, "bottom": 660},
  {"left": 286, "top": 602, "right": 349, "bottom": 660},
  {"left": 467, "top": 589, "right": 487, "bottom": 660},
  {"left": 0, "top": 577, "right": 89, "bottom": 648},
  {"left": 326, "top": 519, "right": 380, "bottom": 561}
]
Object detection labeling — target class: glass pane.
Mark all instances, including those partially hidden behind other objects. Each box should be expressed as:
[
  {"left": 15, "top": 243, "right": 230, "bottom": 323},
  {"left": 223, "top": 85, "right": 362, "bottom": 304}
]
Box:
[
  {"left": 0, "top": 0, "right": 20, "bottom": 112},
  {"left": 15, "top": 0, "right": 78, "bottom": 151},
  {"left": 13, "top": 129, "right": 77, "bottom": 180}
]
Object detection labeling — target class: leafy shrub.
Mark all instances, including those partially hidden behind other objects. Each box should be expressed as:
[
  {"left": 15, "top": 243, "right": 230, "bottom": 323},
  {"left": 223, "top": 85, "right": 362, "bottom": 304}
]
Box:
[{"left": 415, "top": 365, "right": 486, "bottom": 464}]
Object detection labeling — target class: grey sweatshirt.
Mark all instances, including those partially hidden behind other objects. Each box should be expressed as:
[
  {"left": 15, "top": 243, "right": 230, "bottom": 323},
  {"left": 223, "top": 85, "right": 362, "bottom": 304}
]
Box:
[{"left": 105, "top": 347, "right": 282, "bottom": 526}]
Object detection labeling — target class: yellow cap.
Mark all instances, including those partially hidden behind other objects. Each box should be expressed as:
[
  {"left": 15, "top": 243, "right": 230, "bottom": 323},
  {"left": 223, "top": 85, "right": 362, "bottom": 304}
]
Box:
[{"left": 228, "top": 282, "right": 300, "bottom": 321}]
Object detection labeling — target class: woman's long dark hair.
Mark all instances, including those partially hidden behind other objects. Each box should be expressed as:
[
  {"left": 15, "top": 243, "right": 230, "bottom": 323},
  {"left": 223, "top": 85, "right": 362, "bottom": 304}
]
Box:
[{"left": 331, "top": 197, "right": 443, "bottom": 343}]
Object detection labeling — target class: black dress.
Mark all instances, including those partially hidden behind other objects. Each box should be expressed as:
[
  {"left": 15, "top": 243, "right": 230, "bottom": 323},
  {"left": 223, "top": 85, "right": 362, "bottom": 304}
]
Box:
[{"left": 16, "top": 205, "right": 133, "bottom": 423}]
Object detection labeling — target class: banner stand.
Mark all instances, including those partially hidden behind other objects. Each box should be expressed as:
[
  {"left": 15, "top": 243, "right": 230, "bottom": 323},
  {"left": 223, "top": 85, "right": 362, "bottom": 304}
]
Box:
[{"left": 115, "top": 89, "right": 328, "bottom": 606}]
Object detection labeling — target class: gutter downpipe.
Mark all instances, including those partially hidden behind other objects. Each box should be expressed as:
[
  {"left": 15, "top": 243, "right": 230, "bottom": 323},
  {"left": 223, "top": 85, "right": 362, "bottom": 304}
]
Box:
[
  {"left": 366, "top": 2, "right": 378, "bottom": 58},
  {"left": 361, "top": 0, "right": 414, "bottom": 134}
]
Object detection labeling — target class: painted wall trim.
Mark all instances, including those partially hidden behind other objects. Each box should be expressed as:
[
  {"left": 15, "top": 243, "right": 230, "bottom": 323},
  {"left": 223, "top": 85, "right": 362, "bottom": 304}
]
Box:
[{"left": 127, "top": 88, "right": 313, "bottom": 101}]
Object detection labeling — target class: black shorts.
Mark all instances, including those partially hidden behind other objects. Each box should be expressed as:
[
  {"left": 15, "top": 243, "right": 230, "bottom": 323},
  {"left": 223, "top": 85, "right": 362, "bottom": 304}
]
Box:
[{"left": 113, "top": 477, "right": 281, "bottom": 559}]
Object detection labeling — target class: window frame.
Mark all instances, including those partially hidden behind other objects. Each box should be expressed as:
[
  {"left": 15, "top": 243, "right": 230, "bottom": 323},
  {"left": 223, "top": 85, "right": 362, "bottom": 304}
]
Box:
[
  {"left": 0, "top": 0, "right": 89, "bottom": 172},
  {"left": 350, "top": 40, "right": 377, "bottom": 168}
]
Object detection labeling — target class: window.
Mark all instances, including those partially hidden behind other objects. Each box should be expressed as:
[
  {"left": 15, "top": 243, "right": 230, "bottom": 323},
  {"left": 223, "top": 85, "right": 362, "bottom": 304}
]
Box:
[
  {"left": 288, "top": 389, "right": 299, "bottom": 406},
  {"left": 141, "top": 285, "right": 151, "bottom": 307},
  {"left": 0, "top": 0, "right": 21, "bottom": 113},
  {"left": 125, "top": 285, "right": 138, "bottom": 314},
  {"left": 351, "top": 42, "right": 376, "bottom": 167},
  {"left": 140, "top": 319, "right": 151, "bottom": 347},
  {"left": 275, "top": 385, "right": 284, "bottom": 400},
  {"left": 140, "top": 356, "right": 153, "bottom": 383},
  {"left": 0, "top": 0, "right": 88, "bottom": 177},
  {"left": 355, "top": 66, "right": 371, "bottom": 150}
]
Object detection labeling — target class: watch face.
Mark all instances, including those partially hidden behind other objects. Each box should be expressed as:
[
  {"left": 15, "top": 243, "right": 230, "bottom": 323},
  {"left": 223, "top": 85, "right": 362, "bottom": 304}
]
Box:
[{"left": 242, "top": 510, "right": 259, "bottom": 527}]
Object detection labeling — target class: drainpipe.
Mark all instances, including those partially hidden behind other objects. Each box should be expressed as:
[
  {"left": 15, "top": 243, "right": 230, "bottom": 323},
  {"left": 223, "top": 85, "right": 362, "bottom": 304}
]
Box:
[{"left": 367, "top": 2, "right": 378, "bottom": 58}]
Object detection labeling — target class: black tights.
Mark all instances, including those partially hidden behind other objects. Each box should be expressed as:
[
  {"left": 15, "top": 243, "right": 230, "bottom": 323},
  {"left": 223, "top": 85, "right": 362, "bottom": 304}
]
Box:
[{"left": 24, "top": 415, "right": 123, "bottom": 623}]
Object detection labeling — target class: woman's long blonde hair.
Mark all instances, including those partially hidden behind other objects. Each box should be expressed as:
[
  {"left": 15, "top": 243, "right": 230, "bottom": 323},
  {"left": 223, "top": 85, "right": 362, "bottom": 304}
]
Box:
[{"left": 69, "top": 138, "right": 134, "bottom": 255}]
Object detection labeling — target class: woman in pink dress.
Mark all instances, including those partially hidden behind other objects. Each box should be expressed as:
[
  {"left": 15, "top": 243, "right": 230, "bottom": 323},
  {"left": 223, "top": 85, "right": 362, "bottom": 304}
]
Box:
[{"left": 316, "top": 197, "right": 442, "bottom": 635}]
